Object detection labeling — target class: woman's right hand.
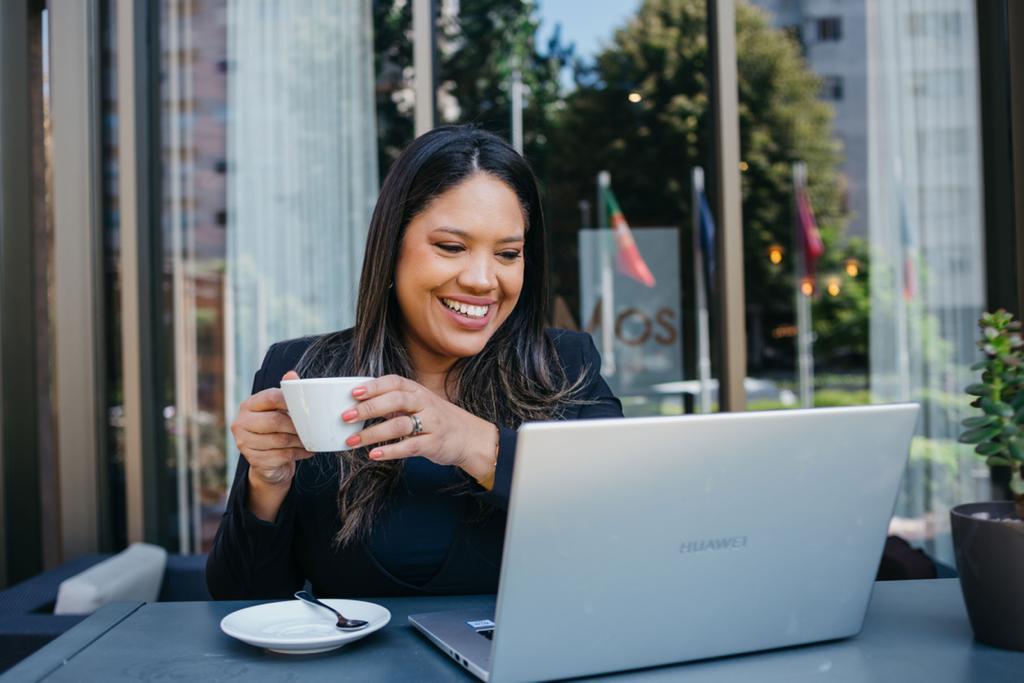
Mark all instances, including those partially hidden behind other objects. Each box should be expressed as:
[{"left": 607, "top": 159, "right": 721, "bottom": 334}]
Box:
[{"left": 231, "top": 370, "right": 312, "bottom": 490}]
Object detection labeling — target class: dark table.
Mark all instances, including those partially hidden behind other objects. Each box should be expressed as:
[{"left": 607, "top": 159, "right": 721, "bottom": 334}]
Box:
[{"left": 3, "top": 579, "right": 1022, "bottom": 682}]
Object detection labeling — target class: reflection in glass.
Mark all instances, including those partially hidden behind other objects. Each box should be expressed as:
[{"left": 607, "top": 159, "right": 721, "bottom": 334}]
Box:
[
  {"left": 160, "top": 0, "right": 380, "bottom": 551},
  {"left": 161, "top": 0, "right": 230, "bottom": 553},
  {"left": 223, "top": 0, "right": 379, "bottom": 488},
  {"left": 867, "top": 0, "right": 984, "bottom": 564},
  {"left": 750, "top": 0, "right": 986, "bottom": 564}
]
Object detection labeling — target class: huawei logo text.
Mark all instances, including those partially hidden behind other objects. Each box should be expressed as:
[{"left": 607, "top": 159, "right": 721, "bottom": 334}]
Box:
[{"left": 679, "top": 536, "right": 749, "bottom": 554}]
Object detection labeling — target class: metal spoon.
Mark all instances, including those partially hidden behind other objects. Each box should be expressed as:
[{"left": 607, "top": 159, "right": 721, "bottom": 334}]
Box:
[{"left": 294, "top": 590, "right": 369, "bottom": 631}]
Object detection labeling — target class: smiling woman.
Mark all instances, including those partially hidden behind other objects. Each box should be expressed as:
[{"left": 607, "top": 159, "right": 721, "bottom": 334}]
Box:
[{"left": 205, "top": 126, "right": 624, "bottom": 599}]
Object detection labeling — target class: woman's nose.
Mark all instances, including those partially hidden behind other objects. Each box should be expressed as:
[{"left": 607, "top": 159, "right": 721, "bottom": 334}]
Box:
[{"left": 457, "top": 255, "right": 498, "bottom": 292}]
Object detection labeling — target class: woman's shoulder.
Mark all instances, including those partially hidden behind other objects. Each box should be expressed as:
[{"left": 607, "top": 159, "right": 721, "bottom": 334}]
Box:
[
  {"left": 543, "top": 328, "right": 620, "bottom": 410},
  {"left": 544, "top": 328, "right": 599, "bottom": 366},
  {"left": 261, "top": 328, "right": 355, "bottom": 381}
]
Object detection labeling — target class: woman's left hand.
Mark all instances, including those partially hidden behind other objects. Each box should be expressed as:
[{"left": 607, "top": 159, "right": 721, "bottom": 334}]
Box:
[{"left": 341, "top": 375, "right": 498, "bottom": 479}]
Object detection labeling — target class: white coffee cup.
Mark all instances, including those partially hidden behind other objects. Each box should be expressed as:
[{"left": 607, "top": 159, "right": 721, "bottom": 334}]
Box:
[{"left": 280, "top": 377, "right": 374, "bottom": 452}]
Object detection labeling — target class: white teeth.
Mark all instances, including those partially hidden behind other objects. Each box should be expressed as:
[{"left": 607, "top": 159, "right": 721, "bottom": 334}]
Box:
[{"left": 442, "top": 298, "right": 489, "bottom": 319}]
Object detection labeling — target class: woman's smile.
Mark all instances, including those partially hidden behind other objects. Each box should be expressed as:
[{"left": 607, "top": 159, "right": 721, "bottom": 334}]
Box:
[{"left": 438, "top": 295, "right": 497, "bottom": 329}]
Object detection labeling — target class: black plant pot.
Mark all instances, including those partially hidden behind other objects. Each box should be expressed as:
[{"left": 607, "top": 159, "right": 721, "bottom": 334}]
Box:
[{"left": 950, "top": 501, "right": 1024, "bottom": 651}]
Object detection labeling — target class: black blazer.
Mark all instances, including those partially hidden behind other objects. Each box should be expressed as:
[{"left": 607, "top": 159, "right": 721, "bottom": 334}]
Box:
[{"left": 206, "top": 328, "right": 623, "bottom": 599}]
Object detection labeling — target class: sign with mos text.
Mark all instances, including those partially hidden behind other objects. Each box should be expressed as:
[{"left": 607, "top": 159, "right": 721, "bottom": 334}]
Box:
[{"left": 579, "top": 227, "right": 683, "bottom": 396}]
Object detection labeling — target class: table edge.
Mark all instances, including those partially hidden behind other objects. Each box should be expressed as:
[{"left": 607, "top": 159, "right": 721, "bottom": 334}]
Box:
[{"left": 0, "top": 602, "right": 144, "bottom": 682}]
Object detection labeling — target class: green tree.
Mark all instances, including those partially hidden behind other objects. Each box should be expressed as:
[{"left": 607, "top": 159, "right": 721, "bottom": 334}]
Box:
[
  {"left": 373, "top": 0, "right": 415, "bottom": 177},
  {"left": 438, "top": 0, "right": 572, "bottom": 181},
  {"left": 372, "top": 0, "right": 572, "bottom": 182},
  {"left": 811, "top": 237, "right": 870, "bottom": 365},
  {"left": 544, "top": 0, "right": 857, "bottom": 369}
]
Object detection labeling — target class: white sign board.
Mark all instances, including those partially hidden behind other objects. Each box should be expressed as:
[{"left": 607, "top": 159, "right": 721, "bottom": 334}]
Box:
[{"left": 579, "top": 228, "right": 683, "bottom": 395}]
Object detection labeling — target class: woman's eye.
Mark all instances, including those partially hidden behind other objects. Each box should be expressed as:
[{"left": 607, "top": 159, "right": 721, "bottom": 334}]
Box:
[
  {"left": 436, "top": 243, "right": 464, "bottom": 254},
  {"left": 498, "top": 251, "right": 522, "bottom": 261}
]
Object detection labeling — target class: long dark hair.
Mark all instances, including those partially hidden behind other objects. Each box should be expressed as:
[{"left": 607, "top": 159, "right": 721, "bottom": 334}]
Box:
[{"left": 296, "top": 125, "right": 582, "bottom": 546}]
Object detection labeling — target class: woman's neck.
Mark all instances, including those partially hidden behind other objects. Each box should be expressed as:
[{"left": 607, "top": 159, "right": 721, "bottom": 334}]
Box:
[
  {"left": 403, "top": 336, "right": 458, "bottom": 398},
  {"left": 414, "top": 368, "right": 451, "bottom": 398}
]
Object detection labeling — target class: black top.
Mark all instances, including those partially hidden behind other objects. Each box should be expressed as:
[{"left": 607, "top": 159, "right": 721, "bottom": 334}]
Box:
[{"left": 206, "top": 329, "right": 623, "bottom": 599}]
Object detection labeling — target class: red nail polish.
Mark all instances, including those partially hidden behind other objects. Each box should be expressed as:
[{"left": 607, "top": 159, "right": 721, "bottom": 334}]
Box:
[
  {"left": 352, "top": 387, "right": 366, "bottom": 397},
  {"left": 342, "top": 409, "right": 358, "bottom": 422},
  {"left": 346, "top": 434, "right": 361, "bottom": 447},
  {"left": 369, "top": 449, "right": 382, "bottom": 460}
]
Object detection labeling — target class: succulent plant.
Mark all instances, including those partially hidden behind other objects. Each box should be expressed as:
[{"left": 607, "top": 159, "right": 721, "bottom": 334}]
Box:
[{"left": 959, "top": 309, "right": 1024, "bottom": 520}]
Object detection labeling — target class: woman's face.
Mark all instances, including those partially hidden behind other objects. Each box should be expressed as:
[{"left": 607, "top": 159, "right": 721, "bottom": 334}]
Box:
[{"left": 394, "top": 172, "right": 526, "bottom": 368}]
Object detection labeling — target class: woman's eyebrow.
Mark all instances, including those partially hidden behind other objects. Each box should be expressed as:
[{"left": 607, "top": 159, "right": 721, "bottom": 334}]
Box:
[{"left": 431, "top": 226, "right": 525, "bottom": 244}]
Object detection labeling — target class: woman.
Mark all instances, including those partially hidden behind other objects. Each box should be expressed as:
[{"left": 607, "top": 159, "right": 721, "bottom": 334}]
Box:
[{"left": 206, "top": 125, "right": 623, "bottom": 599}]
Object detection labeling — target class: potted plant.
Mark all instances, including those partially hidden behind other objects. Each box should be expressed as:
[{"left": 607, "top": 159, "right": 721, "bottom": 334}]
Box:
[{"left": 954, "top": 309, "right": 1024, "bottom": 651}]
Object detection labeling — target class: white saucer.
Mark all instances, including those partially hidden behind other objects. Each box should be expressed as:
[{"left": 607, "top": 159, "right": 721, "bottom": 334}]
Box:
[{"left": 220, "top": 599, "right": 391, "bottom": 654}]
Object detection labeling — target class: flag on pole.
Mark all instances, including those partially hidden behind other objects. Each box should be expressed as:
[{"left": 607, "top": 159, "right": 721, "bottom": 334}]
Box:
[
  {"left": 899, "top": 195, "right": 917, "bottom": 301},
  {"left": 795, "top": 178, "right": 824, "bottom": 276},
  {"left": 600, "top": 184, "right": 656, "bottom": 287},
  {"left": 692, "top": 167, "right": 714, "bottom": 414},
  {"left": 698, "top": 189, "right": 716, "bottom": 292}
]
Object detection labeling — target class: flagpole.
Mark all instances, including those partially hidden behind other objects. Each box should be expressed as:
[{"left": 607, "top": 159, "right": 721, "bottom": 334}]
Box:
[
  {"left": 692, "top": 167, "right": 713, "bottom": 413},
  {"left": 597, "top": 171, "right": 616, "bottom": 376},
  {"left": 793, "top": 162, "right": 814, "bottom": 408},
  {"left": 578, "top": 200, "right": 591, "bottom": 231},
  {"left": 894, "top": 162, "right": 912, "bottom": 402},
  {"left": 510, "top": 68, "right": 524, "bottom": 154},
  {"left": 894, "top": 266, "right": 911, "bottom": 402}
]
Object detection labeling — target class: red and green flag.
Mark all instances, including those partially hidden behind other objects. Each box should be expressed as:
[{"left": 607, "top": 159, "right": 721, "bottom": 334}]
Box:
[
  {"left": 601, "top": 185, "right": 656, "bottom": 287},
  {"left": 899, "top": 192, "right": 917, "bottom": 301},
  {"left": 795, "top": 181, "right": 824, "bottom": 276}
]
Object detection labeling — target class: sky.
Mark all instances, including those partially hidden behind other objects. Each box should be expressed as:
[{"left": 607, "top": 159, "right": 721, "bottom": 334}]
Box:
[{"left": 535, "top": 0, "right": 641, "bottom": 62}]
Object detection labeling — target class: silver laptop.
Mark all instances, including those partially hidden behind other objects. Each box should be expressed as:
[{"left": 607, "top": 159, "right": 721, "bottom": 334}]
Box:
[{"left": 409, "top": 404, "right": 919, "bottom": 682}]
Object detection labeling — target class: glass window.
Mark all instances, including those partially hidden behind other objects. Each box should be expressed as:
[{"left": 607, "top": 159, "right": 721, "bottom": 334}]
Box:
[
  {"left": 101, "top": 0, "right": 128, "bottom": 551},
  {"left": 152, "top": 0, "right": 410, "bottom": 552},
  {"left": 820, "top": 75, "right": 844, "bottom": 101},
  {"left": 744, "top": 0, "right": 987, "bottom": 566},
  {"left": 908, "top": 11, "right": 962, "bottom": 38},
  {"left": 816, "top": 17, "right": 842, "bottom": 42},
  {"left": 912, "top": 70, "right": 965, "bottom": 98},
  {"left": 105, "top": 0, "right": 996, "bottom": 565}
]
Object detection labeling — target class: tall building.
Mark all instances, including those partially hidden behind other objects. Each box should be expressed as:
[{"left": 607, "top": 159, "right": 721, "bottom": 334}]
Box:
[
  {"left": 750, "top": 0, "right": 985, "bottom": 357},
  {"left": 748, "top": 0, "right": 869, "bottom": 238}
]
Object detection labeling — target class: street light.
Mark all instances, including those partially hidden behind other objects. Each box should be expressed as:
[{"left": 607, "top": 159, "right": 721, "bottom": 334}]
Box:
[
  {"left": 844, "top": 258, "right": 860, "bottom": 278},
  {"left": 768, "top": 243, "right": 784, "bottom": 265},
  {"left": 628, "top": 91, "right": 642, "bottom": 103},
  {"left": 800, "top": 276, "right": 815, "bottom": 297},
  {"left": 826, "top": 275, "right": 841, "bottom": 297}
]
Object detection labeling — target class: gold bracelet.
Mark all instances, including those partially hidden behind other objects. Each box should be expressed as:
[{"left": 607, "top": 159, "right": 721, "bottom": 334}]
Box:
[
  {"left": 476, "top": 468, "right": 496, "bottom": 491},
  {"left": 475, "top": 424, "right": 500, "bottom": 491}
]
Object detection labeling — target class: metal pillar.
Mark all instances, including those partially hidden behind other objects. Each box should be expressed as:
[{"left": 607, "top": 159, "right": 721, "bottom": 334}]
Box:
[
  {"left": 413, "top": 0, "right": 437, "bottom": 136},
  {"left": 707, "top": 0, "right": 747, "bottom": 411}
]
